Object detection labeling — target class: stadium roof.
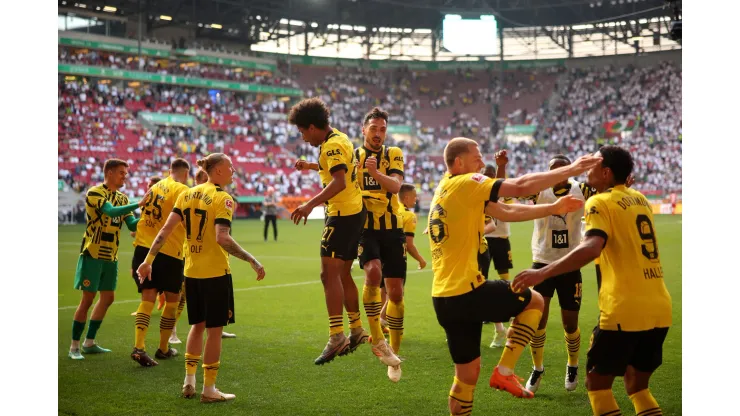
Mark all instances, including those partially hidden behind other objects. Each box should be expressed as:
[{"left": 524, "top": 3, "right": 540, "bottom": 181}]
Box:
[{"left": 61, "top": 0, "right": 673, "bottom": 29}]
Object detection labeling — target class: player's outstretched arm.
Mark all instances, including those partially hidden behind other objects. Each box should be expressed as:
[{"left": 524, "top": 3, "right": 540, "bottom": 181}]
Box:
[
  {"left": 295, "top": 160, "right": 319, "bottom": 171},
  {"left": 137, "top": 211, "right": 183, "bottom": 282},
  {"left": 497, "top": 154, "right": 602, "bottom": 198},
  {"left": 215, "top": 224, "right": 266, "bottom": 280},
  {"left": 485, "top": 194, "right": 583, "bottom": 223},
  {"left": 124, "top": 215, "right": 139, "bottom": 231},
  {"left": 405, "top": 236, "right": 426, "bottom": 269},
  {"left": 291, "top": 169, "right": 347, "bottom": 225},
  {"left": 100, "top": 198, "right": 147, "bottom": 218},
  {"left": 512, "top": 235, "right": 604, "bottom": 292}
]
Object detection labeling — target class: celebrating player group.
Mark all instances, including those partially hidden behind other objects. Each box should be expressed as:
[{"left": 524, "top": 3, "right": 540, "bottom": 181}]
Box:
[{"left": 66, "top": 97, "right": 671, "bottom": 415}]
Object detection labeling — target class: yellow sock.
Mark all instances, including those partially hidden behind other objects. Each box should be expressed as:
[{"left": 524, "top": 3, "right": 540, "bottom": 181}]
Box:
[
  {"left": 386, "top": 299, "right": 404, "bottom": 354},
  {"left": 565, "top": 328, "right": 581, "bottom": 367},
  {"left": 175, "top": 292, "right": 186, "bottom": 324},
  {"left": 347, "top": 311, "right": 362, "bottom": 330},
  {"left": 588, "top": 389, "right": 621, "bottom": 416},
  {"left": 203, "top": 361, "right": 220, "bottom": 388},
  {"left": 362, "top": 284, "right": 383, "bottom": 344},
  {"left": 329, "top": 315, "right": 344, "bottom": 336},
  {"left": 629, "top": 389, "right": 661, "bottom": 416},
  {"left": 134, "top": 301, "right": 155, "bottom": 350},
  {"left": 159, "top": 302, "right": 177, "bottom": 352},
  {"left": 449, "top": 376, "right": 475, "bottom": 416},
  {"left": 498, "top": 308, "right": 542, "bottom": 370},
  {"left": 530, "top": 328, "right": 547, "bottom": 369},
  {"left": 499, "top": 272, "right": 510, "bottom": 280},
  {"left": 185, "top": 353, "right": 201, "bottom": 376}
]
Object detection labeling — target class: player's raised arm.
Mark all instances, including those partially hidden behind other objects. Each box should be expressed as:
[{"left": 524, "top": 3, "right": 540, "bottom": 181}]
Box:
[
  {"left": 136, "top": 211, "right": 183, "bottom": 282},
  {"left": 485, "top": 194, "right": 584, "bottom": 223},
  {"left": 365, "top": 148, "right": 404, "bottom": 194},
  {"left": 497, "top": 154, "right": 602, "bottom": 198},
  {"left": 291, "top": 163, "right": 347, "bottom": 225},
  {"left": 215, "top": 224, "right": 265, "bottom": 280},
  {"left": 295, "top": 160, "right": 319, "bottom": 171}
]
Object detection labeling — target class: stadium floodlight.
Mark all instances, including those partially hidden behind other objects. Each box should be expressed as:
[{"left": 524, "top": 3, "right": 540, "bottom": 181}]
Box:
[
  {"left": 160, "top": 15, "right": 172, "bottom": 21},
  {"left": 210, "top": 23, "right": 223, "bottom": 29},
  {"left": 103, "top": 6, "right": 116, "bottom": 12}
]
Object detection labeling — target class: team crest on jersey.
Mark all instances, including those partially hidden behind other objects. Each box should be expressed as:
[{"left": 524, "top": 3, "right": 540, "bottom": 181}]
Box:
[
  {"left": 225, "top": 199, "right": 233, "bottom": 211},
  {"left": 380, "top": 158, "right": 390, "bottom": 169},
  {"left": 470, "top": 173, "right": 487, "bottom": 184},
  {"left": 83, "top": 279, "right": 91, "bottom": 287}
]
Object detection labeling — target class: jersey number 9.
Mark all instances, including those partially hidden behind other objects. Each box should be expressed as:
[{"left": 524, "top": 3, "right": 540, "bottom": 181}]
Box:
[{"left": 636, "top": 214, "right": 659, "bottom": 261}]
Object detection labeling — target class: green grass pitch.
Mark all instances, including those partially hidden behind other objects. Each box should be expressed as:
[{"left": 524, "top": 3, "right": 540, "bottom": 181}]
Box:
[{"left": 58, "top": 216, "right": 681, "bottom": 415}]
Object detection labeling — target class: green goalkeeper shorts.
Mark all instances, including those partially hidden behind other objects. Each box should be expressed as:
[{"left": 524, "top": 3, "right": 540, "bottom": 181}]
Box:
[{"left": 74, "top": 255, "right": 118, "bottom": 293}]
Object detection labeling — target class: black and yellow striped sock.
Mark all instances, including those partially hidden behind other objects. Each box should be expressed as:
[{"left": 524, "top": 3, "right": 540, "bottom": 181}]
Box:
[
  {"left": 329, "top": 315, "right": 344, "bottom": 336},
  {"left": 530, "top": 328, "right": 547, "bottom": 369},
  {"left": 588, "top": 389, "right": 622, "bottom": 416},
  {"left": 499, "top": 309, "right": 541, "bottom": 370},
  {"left": 203, "top": 361, "right": 220, "bottom": 388},
  {"left": 386, "top": 299, "right": 404, "bottom": 354},
  {"left": 630, "top": 389, "right": 662, "bottom": 416},
  {"left": 134, "top": 301, "right": 155, "bottom": 350},
  {"left": 159, "top": 302, "right": 178, "bottom": 352},
  {"left": 175, "top": 292, "right": 186, "bottom": 324},
  {"left": 449, "top": 376, "right": 475, "bottom": 416},
  {"left": 347, "top": 311, "right": 362, "bottom": 330},
  {"left": 498, "top": 272, "right": 510, "bottom": 281},
  {"left": 362, "top": 284, "right": 383, "bottom": 344},
  {"left": 185, "top": 353, "right": 201, "bottom": 376},
  {"left": 565, "top": 328, "right": 581, "bottom": 367}
]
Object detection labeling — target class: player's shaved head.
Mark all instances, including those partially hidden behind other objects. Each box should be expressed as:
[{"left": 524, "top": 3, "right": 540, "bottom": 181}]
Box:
[
  {"left": 483, "top": 164, "right": 497, "bottom": 178},
  {"left": 148, "top": 176, "right": 162, "bottom": 188},
  {"left": 171, "top": 158, "right": 190, "bottom": 171},
  {"left": 444, "top": 137, "right": 479, "bottom": 169},
  {"left": 399, "top": 183, "right": 416, "bottom": 197}
]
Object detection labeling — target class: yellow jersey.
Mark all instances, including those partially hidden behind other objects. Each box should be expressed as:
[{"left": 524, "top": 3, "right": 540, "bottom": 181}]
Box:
[
  {"left": 80, "top": 184, "right": 133, "bottom": 261},
  {"left": 135, "top": 176, "right": 189, "bottom": 259},
  {"left": 317, "top": 129, "right": 363, "bottom": 217},
  {"left": 173, "top": 182, "right": 235, "bottom": 279},
  {"left": 355, "top": 145, "right": 404, "bottom": 230},
  {"left": 429, "top": 173, "right": 504, "bottom": 297},
  {"left": 584, "top": 185, "right": 672, "bottom": 331},
  {"left": 400, "top": 206, "right": 417, "bottom": 237},
  {"left": 480, "top": 215, "right": 493, "bottom": 254}
]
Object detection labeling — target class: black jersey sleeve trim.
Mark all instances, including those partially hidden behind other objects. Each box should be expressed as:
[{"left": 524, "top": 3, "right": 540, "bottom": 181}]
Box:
[
  {"left": 172, "top": 208, "right": 184, "bottom": 219},
  {"left": 489, "top": 179, "right": 504, "bottom": 202},
  {"left": 329, "top": 164, "right": 348, "bottom": 174},
  {"left": 404, "top": 232, "right": 415, "bottom": 237},
  {"left": 388, "top": 169, "right": 404, "bottom": 177},
  {"left": 585, "top": 229, "right": 608, "bottom": 247},
  {"left": 214, "top": 218, "right": 232, "bottom": 227}
]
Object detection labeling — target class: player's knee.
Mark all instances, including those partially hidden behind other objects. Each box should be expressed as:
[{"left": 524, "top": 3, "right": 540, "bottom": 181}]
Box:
[
  {"left": 527, "top": 290, "right": 545, "bottom": 311},
  {"left": 99, "top": 292, "right": 115, "bottom": 307},
  {"left": 319, "top": 270, "right": 330, "bottom": 285},
  {"left": 623, "top": 367, "right": 650, "bottom": 395},
  {"left": 563, "top": 321, "right": 578, "bottom": 334}
]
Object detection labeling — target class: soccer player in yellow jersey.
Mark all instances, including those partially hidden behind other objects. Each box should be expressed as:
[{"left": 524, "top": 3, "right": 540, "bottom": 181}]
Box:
[
  {"left": 137, "top": 153, "right": 266, "bottom": 403},
  {"left": 129, "top": 158, "right": 191, "bottom": 367},
  {"left": 353, "top": 107, "right": 406, "bottom": 380},
  {"left": 68, "top": 159, "right": 145, "bottom": 360},
  {"left": 289, "top": 98, "right": 368, "bottom": 365},
  {"left": 513, "top": 146, "right": 672, "bottom": 416},
  {"left": 429, "top": 138, "right": 600, "bottom": 414}
]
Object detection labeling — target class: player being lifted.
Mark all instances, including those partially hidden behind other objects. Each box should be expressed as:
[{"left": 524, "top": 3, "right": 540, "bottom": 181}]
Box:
[
  {"left": 429, "top": 138, "right": 600, "bottom": 415},
  {"left": 513, "top": 146, "right": 672, "bottom": 416},
  {"left": 129, "top": 158, "right": 191, "bottom": 367},
  {"left": 518, "top": 154, "right": 598, "bottom": 393},
  {"left": 289, "top": 98, "right": 369, "bottom": 365},
  {"left": 354, "top": 107, "right": 406, "bottom": 381},
  {"left": 138, "top": 153, "right": 265, "bottom": 403},
  {"left": 69, "top": 159, "right": 145, "bottom": 360}
]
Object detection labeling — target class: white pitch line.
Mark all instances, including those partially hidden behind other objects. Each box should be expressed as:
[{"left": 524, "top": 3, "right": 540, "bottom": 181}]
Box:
[{"left": 57, "top": 269, "right": 431, "bottom": 311}]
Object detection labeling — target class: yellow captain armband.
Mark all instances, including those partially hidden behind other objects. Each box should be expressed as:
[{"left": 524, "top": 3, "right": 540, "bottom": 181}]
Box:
[{"left": 145, "top": 253, "right": 157, "bottom": 264}]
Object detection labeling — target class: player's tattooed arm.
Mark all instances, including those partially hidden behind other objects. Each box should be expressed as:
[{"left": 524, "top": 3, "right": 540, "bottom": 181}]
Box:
[{"left": 215, "top": 224, "right": 266, "bottom": 280}]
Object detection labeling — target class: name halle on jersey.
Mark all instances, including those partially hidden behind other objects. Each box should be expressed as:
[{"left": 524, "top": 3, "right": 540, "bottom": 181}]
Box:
[
  {"left": 184, "top": 191, "right": 213, "bottom": 205},
  {"left": 643, "top": 266, "right": 664, "bottom": 280}
]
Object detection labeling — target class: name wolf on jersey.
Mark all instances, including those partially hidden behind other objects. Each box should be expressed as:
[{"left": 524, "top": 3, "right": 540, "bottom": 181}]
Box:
[{"left": 184, "top": 191, "right": 213, "bottom": 205}]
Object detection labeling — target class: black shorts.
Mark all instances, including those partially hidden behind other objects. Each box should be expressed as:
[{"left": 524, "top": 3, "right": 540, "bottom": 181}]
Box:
[
  {"left": 532, "top": 262, "right": 582, "bottom": 311},
  {"left": 321, "top": 209, "right": 366, "bottom": 261},
  {"left": 359, "top": 228, "right": 407, "bottom": 278},
  {"left": 131, "top": 245, "right": 185, "bottom": 294},
  {"left": 486, "top": 237, "right": 513, "bottom": 271},
  {"left": 587, "top": 326, "right": 669, "bottom": 376},
  {"left": 478, "top": 250, "right": 491, "bottom": 280},
  {"left": 185, "top": 274, "right": 235, "bottom": 328},
  {"left": 433, "top": 280, "right": 533, "bottom": 364}
]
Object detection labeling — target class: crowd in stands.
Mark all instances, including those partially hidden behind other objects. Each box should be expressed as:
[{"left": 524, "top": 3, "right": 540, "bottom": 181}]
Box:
[{"left": 59, "top": 43, "right": 682, "bottom": 216}]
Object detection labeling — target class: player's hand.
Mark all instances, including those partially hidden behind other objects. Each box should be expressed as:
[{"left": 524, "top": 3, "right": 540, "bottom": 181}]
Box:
[
  {"left": 137, "top": 262, "right": 153, "bottom": 283},
  {"left": 365, "top": 156, "right": 378, "bottom": 177},
  {"left": 294, "top": 160, "right": 309, "bottom": 171},
  {"left": 494, "top": 150, "right": 508, "bottom": 166},
  {"left": 568, "top": 154, "right": 603, "bottom": 175},
  {"left": 418, "top": 259, "right": 427, "bottom": 270},
  {"left": 550, "top": 195, "right": 584, "bottom": 216},
  {"left": 138, "top": 192, "right": 151, "bottom": 208},
  {"left": 130, "top": 231, "right": 136, "bottom": 238},
  {"left": 291, "top": 203, "right": 312, "bottom": 225},
  {"left": 512, "top": 269, "right": 545, "bottom": 293},
  {"left": 422, "top": 226, "right": 429, "bottom": 235},
  {"left": 251, "top": 260, "right": 266, "bottom": 281},
  {"left": 626, "top": 174, "right": 635, "bottom": 188}
]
